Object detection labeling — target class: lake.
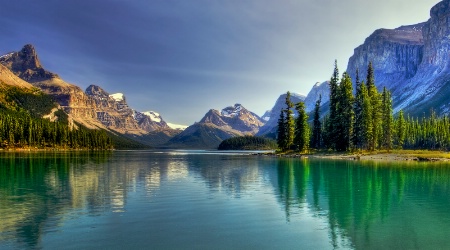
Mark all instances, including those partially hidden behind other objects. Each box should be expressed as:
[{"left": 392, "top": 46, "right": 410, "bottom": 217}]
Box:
[{"left": 0, "top": 150, "right": 449, "bottom": 249}]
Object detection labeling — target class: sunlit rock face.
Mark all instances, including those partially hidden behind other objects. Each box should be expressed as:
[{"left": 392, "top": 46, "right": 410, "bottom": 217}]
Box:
[
  {"left": 347, "top": 23, "right": 425, "bottom": 98},
  {"left": 346, "top": 0, "right": 450, "bottom": 116}
]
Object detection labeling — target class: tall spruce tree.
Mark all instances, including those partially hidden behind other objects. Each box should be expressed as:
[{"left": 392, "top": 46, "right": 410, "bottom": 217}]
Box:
[
  {"left": 285, "top": 91, "right": 295, "bottom": 150},
  {"left": 328, "top": 60, "right": 340, "bottom": 150},
  {"left": 277, "top": 109, "right": 287, "bottom": 150},
  {"left": 353, "top": 68, "right": 364, "bottom": 149},
  {"left": 366, "top": 62, "right": 381, "bottom": 150},
  {"left": 361, "top": 81, "right": 372, "bottom": 150},
  {"left": 381, "top": 87, "right": 394, "bottom": 150},
  {"left": 336, "top": 72, "right": 354, "bottom": 151},
  {"left": 294, "top": 101, "right": 309, "bottom": 152},
  {"left": 311, "top": 95, "right": 322, "bottom": 149},
  {"left": 322, "top": 115, "right": 332, "bottom": 149}
]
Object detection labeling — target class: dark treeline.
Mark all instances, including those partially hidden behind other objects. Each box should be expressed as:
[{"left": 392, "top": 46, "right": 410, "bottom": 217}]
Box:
[
  {"left": 0, "top": 109, "right": 113, "bottom": 150},
  {"left": 277, "top": 61, "right": 450, "bottom": 152},
  {"left": 218, "top": 135, "right": 277, "bottom": 150},
  {"left": 0, "top": 86, "right": 113, "bottom": 150}
]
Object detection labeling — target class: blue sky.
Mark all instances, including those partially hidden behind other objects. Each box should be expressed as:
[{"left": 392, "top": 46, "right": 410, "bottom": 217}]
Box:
[{"left": 0, "top": 0, "right": 441, "bottom": 125}]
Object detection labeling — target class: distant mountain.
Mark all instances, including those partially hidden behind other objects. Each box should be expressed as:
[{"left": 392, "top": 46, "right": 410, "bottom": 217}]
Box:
[
  {"left": 164, "top": 123, "right": 242, "bottom": 149},
  {"left": 166, "top": 103, "right": 265, "bottom": 149},
  {"left": 303, "top": 81, "right": 330, "bottom": 112},
  {"left": 0, "top": 45, "right": 180, "bottom": 145},
  {"left": 166, "top": 123, "right": 188, "bottom": 130},
  {"left": 346, "top": 0, "right": 450, "bottom": 117},
  {"left": 257, "top": 93, "right": 306, "bottom": 138},
  {"left": 200, "top": 104, "right": 265, "bottom": 134},
  {"left": 261, "top": 110, "right": 271, "bottom": 122}
]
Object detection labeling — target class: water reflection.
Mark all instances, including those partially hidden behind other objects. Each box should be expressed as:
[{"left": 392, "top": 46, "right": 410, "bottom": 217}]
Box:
[
  {"left": 274, "top": 159, "right": 450, "bottom": 249},
  {"left": 0, "top": 151, "right": 450, "bottom": 249}
]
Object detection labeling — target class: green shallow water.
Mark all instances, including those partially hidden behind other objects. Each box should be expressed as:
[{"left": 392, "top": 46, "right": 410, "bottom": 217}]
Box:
[{"left": 0, "top": 150, "right": 449, "bottom": 249}]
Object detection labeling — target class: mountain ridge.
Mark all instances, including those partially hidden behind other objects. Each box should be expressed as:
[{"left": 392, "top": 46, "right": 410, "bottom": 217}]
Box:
[{"left": 166, "top": 103, "right": 265, "bottom": 149}]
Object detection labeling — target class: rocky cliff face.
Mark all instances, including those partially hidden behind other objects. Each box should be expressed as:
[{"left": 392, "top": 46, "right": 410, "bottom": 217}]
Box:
[
  {"left": 257, "top": 93, "right": 306, "bottom": 137},
  {"left": 0, "top": 44, "right": 58, "bottom": 83},
  {"left": 347, "top": 23, "right": 425, "bottom": 94},
  {"left": 84, "top": 85, "right": 143, "bottom": 133},
  {"left": 346, "top": 0, "right": 450, "bottom": 116}
]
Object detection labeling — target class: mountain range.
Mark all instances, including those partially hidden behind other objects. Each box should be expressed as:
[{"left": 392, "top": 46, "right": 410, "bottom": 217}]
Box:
[{"left": 2, "top": 0, "right": 450, "bottom": 149}]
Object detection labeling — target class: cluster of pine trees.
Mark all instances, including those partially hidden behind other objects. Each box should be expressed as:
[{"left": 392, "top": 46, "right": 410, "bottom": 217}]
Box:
[
  {"left": 0, "top": 110, "right": 113, "bottom": 150},
  {"left": 277, "top": 61, "right": 450, "bottom": 152},
  {"left": 218, "top": 135, "right": 276, "bottom": 150},
  {"left": 277, "top": 92, "right": 310, "bottom": 152}
]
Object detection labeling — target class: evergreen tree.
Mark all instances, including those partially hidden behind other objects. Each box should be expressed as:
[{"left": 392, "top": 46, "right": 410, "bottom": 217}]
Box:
[
  {"left": 366, "top": 62, "right": 381, "bottom": 150},
  {"left": 336, "top": 72, "right": 354, "bottom": 151},
  {"left": 381, "top": 87, "right": 394, "bottom": 150},
  {"left": 311, "top": 95, "right": 322, "bottom": 149},
  {"left": 322, "top": 115, "right": 332, "bottom": 149},
  {"left": 294, "top": 101, "right": 309, "bottom": 152},
  {"left": 277, "top": 109, "right": 287, "bottom": 150},
  {"left": 360, "top": 82, "right": 373, "bottom": 150},
  {"left": 353, "top": 69, "right": 365, "bottom": 149},
  {"left": 285, "top": 91, "right": 295, "bottom": 150},
  {"left": 328, "top": 60, "right": 340, "bottom": 150}
]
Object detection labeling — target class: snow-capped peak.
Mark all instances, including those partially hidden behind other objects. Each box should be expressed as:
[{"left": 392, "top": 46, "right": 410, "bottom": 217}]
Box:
[
  {"left": 109, "top": 93, "right": 124, "bottom": 102},
  {"left": 142, "top": 111, "right": 161, "bottom": 122},
  {"left": 0, "top": 52, "right": 14, "bottom": 60},
  {"left": 291, "top": 92, "right": 306, "bottom": 99},
  {"left": 167, "top": 123, "right": 188, "bottom": 130},
  {"left": 221, "top": 103, "right": 243, "bottom": 117}
]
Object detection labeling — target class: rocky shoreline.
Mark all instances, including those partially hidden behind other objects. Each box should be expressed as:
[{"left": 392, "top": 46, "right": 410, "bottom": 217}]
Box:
[{"left": 256, "top": 151, "right": 450, "bottom": 162}]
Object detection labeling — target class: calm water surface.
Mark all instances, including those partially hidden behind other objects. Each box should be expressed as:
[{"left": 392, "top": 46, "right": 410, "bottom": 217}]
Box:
[{"left": 0, "top": 150, "right": 449, "bottom": 249}]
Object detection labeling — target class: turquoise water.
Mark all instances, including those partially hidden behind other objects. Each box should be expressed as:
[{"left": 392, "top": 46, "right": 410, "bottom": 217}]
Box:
[{"left": 0, "top": 150, "right": 449, "bottom": 249}]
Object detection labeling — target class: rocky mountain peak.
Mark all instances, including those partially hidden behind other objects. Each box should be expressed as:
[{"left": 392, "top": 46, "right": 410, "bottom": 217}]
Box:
[
  {"left": 20, "top": 44, "right": 41, "bottom": 68},
  {"left": 85, "top": 84, "right": 109, "bottom": 98},
  {"left": 198, "top": 104, "right": 265, "bottom": 134},
  {"left": 221, "top": 103, "right": 243, "bottom": 117},
  {"left": 0, "top": 44, "right": 58, "bottom": 83},
  {"left": 200, "top": 109, "right": 227, "bottom": 126},
  {"left": 304, "top": 81, "right": 330, "bottom": 112},
  {"left": 133, "top": 110, "right": 170, "bottom": 131}
]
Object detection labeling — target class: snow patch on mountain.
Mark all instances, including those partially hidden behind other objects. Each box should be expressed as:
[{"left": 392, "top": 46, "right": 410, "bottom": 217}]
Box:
[
  {"left": 291, "top": 92, "right": 307, "bottom": 99},
  {"left": 0, "top": 52, "right": 14, "bottom": 60},
  {"left": 261, "top": 110, "right": 271, "bottom": 121},
  {"left": 141, "top": 111, "right": 161, "bottom": 122},
  {"left": 109, "top": 93, "right": 124, "bottom": 102},
  {"left": 221, "top": 104, "right": 242, "bottom": 117},
  {"left": 167, "top": 123, "right": 188, "bottom": 130}
]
